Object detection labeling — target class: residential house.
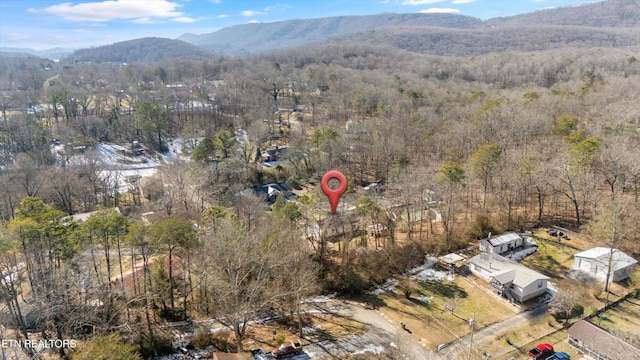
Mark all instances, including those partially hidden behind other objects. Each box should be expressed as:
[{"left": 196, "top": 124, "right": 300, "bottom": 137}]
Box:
[
  {"left": 250, "top": 183, "right": 297, "bottom": 204},
  {"left": 469, "top": 252, "right": 549, "bottom": 303},
  {"left": 64, "top": 207, "right": 121, "bottom": 223},
  {"left": 479, "top": 232, "right": 524, "bottom": 255},
  {"left": 573, "top": 247, "right": 637, "bottom": 282},
  {"left": 567, "top": 319, "right": 640, "bottom": 360},
  {"left": 304, "top": 214, "right": 363, "bottom": 243}
]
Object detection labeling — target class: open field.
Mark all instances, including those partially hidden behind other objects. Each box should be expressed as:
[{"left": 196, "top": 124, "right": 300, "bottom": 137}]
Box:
[{"left": 372, "top": 276, "right": 516, "bottom": 350}]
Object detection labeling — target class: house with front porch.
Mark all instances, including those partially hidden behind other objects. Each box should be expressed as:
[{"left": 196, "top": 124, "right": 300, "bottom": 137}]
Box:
[{"left": 469, "top": 252, "right": 548, "bottom": 303}]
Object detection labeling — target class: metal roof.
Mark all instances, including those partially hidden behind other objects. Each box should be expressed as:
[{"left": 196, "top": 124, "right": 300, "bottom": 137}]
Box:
[{"left": 487, "top": 232, "right": 522, "bottom": 246}]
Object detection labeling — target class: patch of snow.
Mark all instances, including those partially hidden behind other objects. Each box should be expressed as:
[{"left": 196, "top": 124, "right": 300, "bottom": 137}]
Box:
[
  {"left": 411, "top": 268, "right": 454, "bottom": 282},
  {"left": 351, "top": 344, "right": 384, "bottom": 356},
  {"left": 407, "top": 255, "right": 437, "bottom": 275},
  {"left": 302, "top": 325, "right": 321, "bottom": 334},
  {"left": 302, "top": 293, "right": 336, "bottom": 303},
  {"left": 505, "top": 246, "right": 538, "bottom": 261},
  {"left": 415, "top": 295, "right": 433, "bottom": 304},
  {"left": 373, "top": 279, "right": 398, "bottom": 295}
]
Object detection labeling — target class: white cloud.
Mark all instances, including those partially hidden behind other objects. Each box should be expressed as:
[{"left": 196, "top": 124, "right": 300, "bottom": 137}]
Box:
[
  {"left": 264, "top": 4, "right": 291, "bottom": 12},
  {"left": 209, "top": 0, "right": 222, "bottom": 3},
  {"left": 248, "top": 20, "right": 260, "bottom": 23},
  {"left": 452, "top": 0, "right": 475, "bottom": 3},
  {"left": 402, "top": 0, "right": 444, "bottom": 5},
  {"left": 172, "top": 16, "right": 197, "bottom": 23},
  {"left": 419, "top": 7, "right": 460, "bottom": 14},
  {"left": 216, "top": 14, "right": 230, "bottom": 18},
  {"left": 133, "top": 17, "right": 153, "bottom": 24},
  {"left": 42, "top": 0, "right": 185, "bottom": 22},
  {"left": 241, "top": 10, "right": 265, "bottom": 17}
]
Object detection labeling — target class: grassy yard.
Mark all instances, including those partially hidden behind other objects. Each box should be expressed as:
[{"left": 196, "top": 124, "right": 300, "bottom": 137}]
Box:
[
  {"left": 592, "top": 298, "right": 640, "bottom": 340},
  {"left": 374, "top": 276, "right": 515, "bottom": 350},
  {"left": 476, "top": 314, "right": 570, "bottom": 359}
]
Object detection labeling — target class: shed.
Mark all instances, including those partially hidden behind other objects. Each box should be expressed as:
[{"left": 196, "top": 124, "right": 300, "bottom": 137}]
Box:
[{"left": 573, "top": 247, "right": 637, "bottom": 282}]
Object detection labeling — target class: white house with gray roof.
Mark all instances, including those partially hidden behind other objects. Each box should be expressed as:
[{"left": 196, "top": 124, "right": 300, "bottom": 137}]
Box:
[
  {"left": 469, "top": 252, "right": 549, "bottom": 303},
  {"left": 479, "top": 232, "right": 524, "bottom": 255},
  {"left": 573, "top": 247, "right": 637, "bottom": 282}
]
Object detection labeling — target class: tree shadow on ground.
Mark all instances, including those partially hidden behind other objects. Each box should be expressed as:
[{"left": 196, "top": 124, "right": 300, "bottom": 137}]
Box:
[{"left": 419, "top": 280, "right": 468, "bottom": 298}]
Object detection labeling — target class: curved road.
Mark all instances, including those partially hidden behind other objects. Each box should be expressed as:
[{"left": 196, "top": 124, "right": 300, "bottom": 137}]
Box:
[
  {"left": 307, "top": 300, "right": 549, "bottom": 360},
  {"left": 309, "top": 300, "right": 435, "bottom": 360}
]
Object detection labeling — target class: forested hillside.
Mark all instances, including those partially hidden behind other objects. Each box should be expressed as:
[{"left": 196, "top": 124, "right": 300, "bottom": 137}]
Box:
[
  {"left": 66, "top": 37, "right": 214, "bottom": 64},
  {"left": 179, "top": 0, "right": 639, "bottom": 56},
  {"left": 333, "top": 26, "right": 639, "bottom": 56},
  {"left": 485, "top": 0, "right": 640, "bottom": 27},
  {"left": 178, "top": 13, "right": 482, "bottom": 56}
]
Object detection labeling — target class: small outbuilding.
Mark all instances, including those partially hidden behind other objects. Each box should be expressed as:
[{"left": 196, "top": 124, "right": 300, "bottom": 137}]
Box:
[
  {"left": 479, "top": 232, "right": 524, "bottom": 255},
  {"left": 573, "top": 247, "right": 637, "bottom": 282}
]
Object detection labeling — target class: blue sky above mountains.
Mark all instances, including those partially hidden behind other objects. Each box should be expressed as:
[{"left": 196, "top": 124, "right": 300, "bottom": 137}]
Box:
[{"left": 0, "top": 0, "right": 599, "bottom": 49}]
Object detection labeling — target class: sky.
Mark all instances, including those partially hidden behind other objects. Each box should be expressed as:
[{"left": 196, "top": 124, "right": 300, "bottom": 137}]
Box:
[{"left": 0, "top": 0, "right": 601, "bottom": 50}]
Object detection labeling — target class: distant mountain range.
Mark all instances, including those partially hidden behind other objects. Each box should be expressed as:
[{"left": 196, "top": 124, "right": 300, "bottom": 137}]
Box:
[
  {"left": 178, "top": 12, "right": 481, "bottom": 56},
  {"left": 0, "top": 47, "right": 75, "bottom": 60},
  {"left": 179, "top": 0, "right": 639, "bottom": 56},
  {"left": 2, "top": 0, "right": 638, "bottom": 62}
]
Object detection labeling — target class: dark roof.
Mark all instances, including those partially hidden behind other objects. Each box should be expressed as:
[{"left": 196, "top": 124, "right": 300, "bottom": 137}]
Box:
[
  {"left": 568, "top": 319, "right": 640, "bottom": 360},
  {"left": 252, "top": 183, "right": 294, "bottom": 202}
]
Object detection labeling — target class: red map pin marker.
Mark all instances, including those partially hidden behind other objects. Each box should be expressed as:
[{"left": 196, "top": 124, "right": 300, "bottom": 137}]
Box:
[{"left": 321, "top": 170, "right": 347, "bottom": 214}]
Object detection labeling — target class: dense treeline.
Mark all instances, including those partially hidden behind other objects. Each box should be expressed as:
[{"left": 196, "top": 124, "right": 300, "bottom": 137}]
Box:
[
  {"left": 1, "top": 41, "right": 640, "bottom": 357},
  {"left": 336, "top": 26, "right": 640, "bottom": 56}
]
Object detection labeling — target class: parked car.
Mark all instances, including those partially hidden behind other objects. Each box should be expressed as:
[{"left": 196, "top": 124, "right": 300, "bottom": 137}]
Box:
[
  {"left": 528, "top": 343, "right": 554, "bottom": 359},
  {"left": 271, "top": 341, "right": 302, "bottom": 358},
  {"left": 547, "top": 229, "right": 570, "bottom": 240},
  {"left": 250, "top": 348, "right": 268, "bottom": 360},
  {"left": 547, "top": 352, "right": 571, "bottom": 360}
]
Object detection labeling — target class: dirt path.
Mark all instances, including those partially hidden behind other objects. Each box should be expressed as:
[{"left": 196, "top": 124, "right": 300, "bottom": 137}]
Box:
[{"left": 310, "top": 300, "right": 436, "bottom": 360}]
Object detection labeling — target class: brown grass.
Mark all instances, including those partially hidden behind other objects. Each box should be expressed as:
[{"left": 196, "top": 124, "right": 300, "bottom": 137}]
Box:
[{"left": 375, "top": 276, "right": 515, "bottom": 350}]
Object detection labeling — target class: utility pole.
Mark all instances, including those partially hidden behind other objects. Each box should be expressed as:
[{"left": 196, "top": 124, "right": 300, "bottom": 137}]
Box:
[{"left": 468, "top": 312, "right": 476, "bottom": 360}]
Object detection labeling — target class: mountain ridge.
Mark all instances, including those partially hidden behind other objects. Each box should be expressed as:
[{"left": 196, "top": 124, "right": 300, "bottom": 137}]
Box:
[
  {"left": 178, "top": 0, "right": 639, "bottom": 56},
  {"left": 64, "top": 37, "right": 213, "bottom": 64}
]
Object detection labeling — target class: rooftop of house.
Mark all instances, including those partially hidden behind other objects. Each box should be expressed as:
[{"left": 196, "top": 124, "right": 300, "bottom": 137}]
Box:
[
  {"left": 485, "top": 232, "right": 522, "bottom": 247},
  {"left": 471, "top": 252, "right": 548, "bottom": 288},
  {"left": 65, "top": 207, "right": 121, "bottom": 223},
  {"left": 568, "top": 319, "right": 640, "bottom": 360},
  {"left": 574, "top": 247, "right": 637, "bottom": 268}
]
